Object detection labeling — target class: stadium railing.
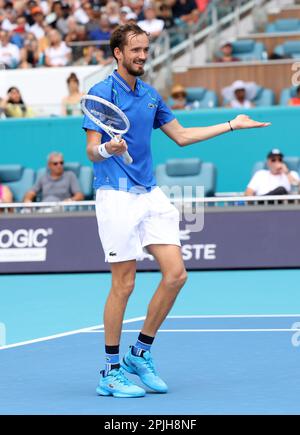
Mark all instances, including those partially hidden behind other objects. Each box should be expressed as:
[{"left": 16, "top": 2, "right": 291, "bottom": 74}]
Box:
[{"left": 1, "top": 194, "right": 300, "bottom": 215}]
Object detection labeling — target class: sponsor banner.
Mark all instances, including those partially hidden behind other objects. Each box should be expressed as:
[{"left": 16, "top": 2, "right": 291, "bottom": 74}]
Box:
[{"left": 0, "top": 209, "right": 300, "bottom": 273}]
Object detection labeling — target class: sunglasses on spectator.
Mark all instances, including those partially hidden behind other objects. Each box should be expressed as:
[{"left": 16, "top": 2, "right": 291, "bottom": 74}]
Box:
[
  {"left": 51, "top": 161, "right": 64, "bottom": 165},
  {"left": 172, "top": 93, "right": 186, "bottom": 98},
  {"left": 270, "top": 158, "right": 282, "bottom": 162}
]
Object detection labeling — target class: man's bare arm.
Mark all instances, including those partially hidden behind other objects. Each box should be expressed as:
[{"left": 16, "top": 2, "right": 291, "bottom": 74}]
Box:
[
  {"left": 244, "top": 187, "right": 255, "bottom": 196},
  {"left": 23, "top": 190, "right": 37, "bottom": 202},
  {"left": 161, "top": 115, "right": 271, "bottom": 147}
]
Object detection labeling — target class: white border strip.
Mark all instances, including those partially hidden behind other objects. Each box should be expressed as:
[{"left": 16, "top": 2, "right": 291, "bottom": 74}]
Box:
[{"left": 0, "top": 316, "right": 145, "bottom": 351}]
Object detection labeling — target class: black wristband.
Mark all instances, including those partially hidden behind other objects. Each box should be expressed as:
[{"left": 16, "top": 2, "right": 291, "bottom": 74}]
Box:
[{"left": 228, "top": 120, "right": 233, "bottom": 132}]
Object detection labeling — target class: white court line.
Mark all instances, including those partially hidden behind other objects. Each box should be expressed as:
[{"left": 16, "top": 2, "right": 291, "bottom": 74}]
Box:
[
  {"left": 0, "top": 316, "right": 146, "bottom": 351},
  {"left": 84, "top": 328, "right": 300, "bottom": 333},
  {"left": 1, "top": 314, "right": 298, "bottom": 349}
]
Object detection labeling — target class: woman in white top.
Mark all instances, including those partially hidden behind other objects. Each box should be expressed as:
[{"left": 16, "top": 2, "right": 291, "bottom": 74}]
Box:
[
  {"left": 222, "top": 80, "right": 256, "bottom": 109},
  {"left": 45, "top": 29, "right": 72, "bottom": 67}
]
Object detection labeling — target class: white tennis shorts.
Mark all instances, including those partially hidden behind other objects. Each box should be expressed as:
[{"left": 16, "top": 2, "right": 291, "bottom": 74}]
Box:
[{"left": 95, "top": 187, "right": 181, "bottom": 263}]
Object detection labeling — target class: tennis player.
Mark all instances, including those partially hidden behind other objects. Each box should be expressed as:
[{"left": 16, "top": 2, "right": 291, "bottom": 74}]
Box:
[{"left": 83, "top": 23, "right": 270, "bottom": 398}]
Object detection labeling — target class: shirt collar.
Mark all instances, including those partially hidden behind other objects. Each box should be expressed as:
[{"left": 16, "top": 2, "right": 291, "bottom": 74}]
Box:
[
  {"left": 112, "top": 70, "right": 131, "bottom": 93},
  {"left": 112, "top": 70, "right": 141, "bottom": 94}
]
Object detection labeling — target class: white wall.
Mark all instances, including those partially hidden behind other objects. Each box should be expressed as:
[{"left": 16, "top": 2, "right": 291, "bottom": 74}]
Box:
[{"left": 0, "top": 64, "right": 114, "bottom": 116}]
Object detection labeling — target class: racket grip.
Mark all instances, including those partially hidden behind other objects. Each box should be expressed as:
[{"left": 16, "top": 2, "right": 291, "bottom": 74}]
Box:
[{"left": 123, "top": 150, "right": 133, "bottom": 165}]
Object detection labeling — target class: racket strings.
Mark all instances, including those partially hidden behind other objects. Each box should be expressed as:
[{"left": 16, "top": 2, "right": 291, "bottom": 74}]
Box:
[{"left": 85, "top": 99, "right": 127, "bottom": 132}]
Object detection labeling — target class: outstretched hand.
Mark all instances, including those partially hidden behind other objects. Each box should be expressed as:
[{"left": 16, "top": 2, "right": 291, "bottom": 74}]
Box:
[{"left": 230, "top": 114, "right": 271, "bottom": 130}]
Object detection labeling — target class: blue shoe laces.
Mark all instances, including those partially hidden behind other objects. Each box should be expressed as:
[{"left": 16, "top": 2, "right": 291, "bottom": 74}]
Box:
[
  {"left": 102, "top": 368, "right": 134, "bottom": 386},
  {"left": 143, "top": 355, "right": 156, "bottom": 375}
]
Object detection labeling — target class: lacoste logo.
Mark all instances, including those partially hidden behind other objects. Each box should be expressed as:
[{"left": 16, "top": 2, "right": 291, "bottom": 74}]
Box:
[
  {"left": 108, "top": 384, "right": 115, "bottom": 389},
  {"left": 109, "top": 251, "right": 117, "bottom": 256}
]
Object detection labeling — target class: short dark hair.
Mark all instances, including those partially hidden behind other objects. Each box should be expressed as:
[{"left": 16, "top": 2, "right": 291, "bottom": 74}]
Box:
[{"left": 110, "top": 23, "right": 148, "bottom": 61}]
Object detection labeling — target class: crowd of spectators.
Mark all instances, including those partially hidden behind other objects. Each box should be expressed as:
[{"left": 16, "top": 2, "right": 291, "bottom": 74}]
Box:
[{"left": 0, "top": 0, "right": 211, "bottom": 69}]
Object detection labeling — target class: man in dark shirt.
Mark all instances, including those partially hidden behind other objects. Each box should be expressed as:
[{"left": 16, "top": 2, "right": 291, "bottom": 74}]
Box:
[{"left": 170, "top": 0, "right": 199, "bottom": 25}]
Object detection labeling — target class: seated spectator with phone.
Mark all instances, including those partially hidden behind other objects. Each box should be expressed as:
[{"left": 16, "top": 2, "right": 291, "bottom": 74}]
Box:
[{"left": 245, "top": 149, "right": 300, "bottom": 196}]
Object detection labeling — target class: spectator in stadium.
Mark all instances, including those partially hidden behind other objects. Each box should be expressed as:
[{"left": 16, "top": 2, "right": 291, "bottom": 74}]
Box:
[
  {"left": 29, "top": 6, "right": 46, "bottom": 40},
  {"left": 245, "top": 149, "right": 300, "bottom": 196},
  {"left": 87, "top": 13, "right": 112, "bottom": 43},
  {"left": 126, "top": 0, "right": 144, "bottom": 21},
  {"left": 20, "top": 32, "right": 41, "bottom": 67},
  {"left": 23, "top": 152, "right": 84, "bottom": 202},
  {"left": 0, "top": 182, "right": 13, "bottom": 204},
  {"left": 0, "top": 86, "right": 34, "bottom": 117},
  {"left": 44, "top": 28, "right": 72, "bottom": 66},
  {"left": 0, "top": 29, "right": 20, "bottom": 68},
  {"left": 215, "top": 41, "right": 240, "bottom": 62},
  {"left": 61, "top": 72, "right": 83, "bottom": 116},
  {"left": 169, "top": 0, "right": 200, "bottom": 26},
  {"left": 76, "top": 44, "right": 113, "bottom": 65},
  {"left": 137, "top": 4, "right": 164, "bottom": 39},
  {"left": 119, "top": 6, "right": 137, "bottom": 25},
  {"left": 169, "top": 84, "right": 188, "bottom": 109},
  {"left": 74, "top": 0, "right": 95, "bottom": 26},
  {"left": 51, "top": 1, "right": 70, "bottom": 36},
  {"left": 1, "top": 2, "right": 16, "bottom": 32},
  {"left": 222, "top": 80, "right": 256, "bottom": 108},
  {"left": 157, "top": 3, "right": 175, "bottom": 30},
  {"left": 169, "top": 83, "right": 201, "bottom": 110},
  {"left": 105, "top": 1, "right": 121, "bottom": 26},
  {"left": 11, "top": 15, "right": 31, "bottom": 48},
  {"left": 64, "top": 16, "right": 86, "bottom": 62},
  {"left": 288, "top": 85, "right": 300, "bottom": 106}
]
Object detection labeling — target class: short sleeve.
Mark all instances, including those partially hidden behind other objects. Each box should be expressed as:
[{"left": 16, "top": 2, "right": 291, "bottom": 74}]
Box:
[
  {"left": 247, "top": 172, "right": 260, "bottom": 193},
  {"left": 31, "top": 176, "right": 43, "bottom": 194},
  {"left": 82, "top": 83, "right": 112, "bottom": 134},
  {"left": 68, "top": 172, "right": 81, "bottom": 194},
  {"left": 153, "top": 94, "right": 175, "bottom": 129}
]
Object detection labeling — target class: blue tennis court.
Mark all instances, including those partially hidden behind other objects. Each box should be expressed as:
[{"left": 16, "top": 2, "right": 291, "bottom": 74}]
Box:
[{"left": 1, "top": 269, "right": 300, "bottom": 415}]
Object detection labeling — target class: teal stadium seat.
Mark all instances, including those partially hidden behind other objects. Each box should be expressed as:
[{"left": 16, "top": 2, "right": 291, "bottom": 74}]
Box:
[
  {"left": 252, "top": 157, "right": 300, "bottom": 176},
  {"left": 36, "top": 162, "right": 94, "bottom": 199},
  {"left": 168, "top": 86, "right": 218, "bottom": 109},
  {"left": 252, "top": 86, "right": 275, "bottom": 106},
  {"left": 0, "top": 164, "right": 35, "bottom": 202},
  {"left": 266, "top": 19, "right": 300, "bottom": 33},
  {"left": 273, "top": 41, "right": 300, "bottom": 59},
  {"left": 155, "top": 158, "right": 217, "bottom": 198},
  {"left": 280, "top": 86, "right": 299, "bottom": 105}
]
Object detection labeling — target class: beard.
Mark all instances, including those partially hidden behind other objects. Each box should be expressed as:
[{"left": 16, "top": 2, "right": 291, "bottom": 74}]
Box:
[{"left": 122, "top": 59, "right": 145, "bottom": 76}]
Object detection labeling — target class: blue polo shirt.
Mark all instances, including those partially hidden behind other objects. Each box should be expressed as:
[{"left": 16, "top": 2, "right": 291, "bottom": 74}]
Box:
[{"left": 82, "top": 70, "right": 175, "bottom": 192}]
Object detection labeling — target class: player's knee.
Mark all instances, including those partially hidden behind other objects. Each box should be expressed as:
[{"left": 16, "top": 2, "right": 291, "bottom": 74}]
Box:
[
  {"left": 112, "top": 278, "right": 135, "bottom": 299},
  {"left": 163, "top": 269, "right": 187, "bottom": 292}
]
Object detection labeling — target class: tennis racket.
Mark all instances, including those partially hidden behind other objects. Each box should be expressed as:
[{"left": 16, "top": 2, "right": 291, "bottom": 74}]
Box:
[{"left": 81, "top": 94, "right": 133, "bottom": 165}]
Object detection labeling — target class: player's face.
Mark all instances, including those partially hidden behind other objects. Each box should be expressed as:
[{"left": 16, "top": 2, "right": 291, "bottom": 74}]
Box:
[{"left": 120, "top": 33, "right": 150, "bottom": 76}]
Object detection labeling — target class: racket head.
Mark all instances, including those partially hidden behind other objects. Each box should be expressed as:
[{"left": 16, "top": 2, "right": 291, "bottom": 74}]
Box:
[{"left": 81, "top": 94, "right": 130, "bottom": 135}]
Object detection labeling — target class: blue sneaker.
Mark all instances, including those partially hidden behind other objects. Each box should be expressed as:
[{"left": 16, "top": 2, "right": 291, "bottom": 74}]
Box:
[
  {"left": 96, "top": 368, "right": 145, "bottom": 398},
  {"left": 121, "top": 347, "right": 168, "bottom": 393}
]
